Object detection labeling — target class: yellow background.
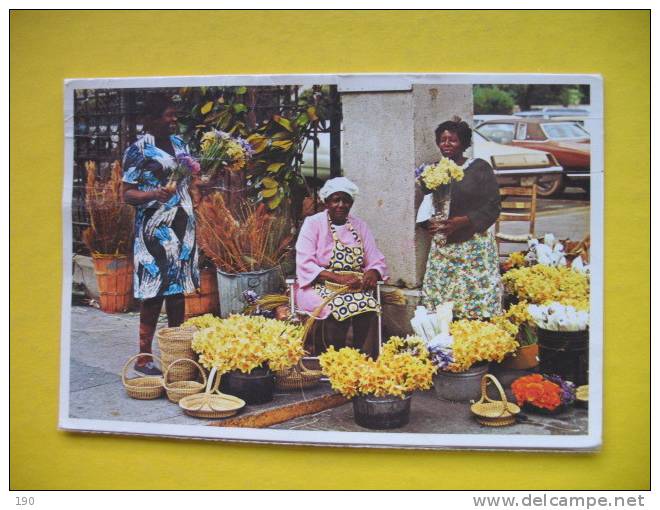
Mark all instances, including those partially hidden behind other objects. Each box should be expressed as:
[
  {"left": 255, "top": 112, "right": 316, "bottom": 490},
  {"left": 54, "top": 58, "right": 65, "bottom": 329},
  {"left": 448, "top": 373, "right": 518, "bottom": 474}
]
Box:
[{"left": 10, "top": 10, "right": 650, "bottom": 489}]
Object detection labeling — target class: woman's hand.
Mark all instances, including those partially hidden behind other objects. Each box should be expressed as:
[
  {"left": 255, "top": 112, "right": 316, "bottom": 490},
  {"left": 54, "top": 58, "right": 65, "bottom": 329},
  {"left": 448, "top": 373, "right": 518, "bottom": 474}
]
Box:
[
  {"left": 151, "top": 187, "right": 174, "bottom": 202},
  {"left": 123, "top": 184, "right": 173, "bottom": 206},
  {"left": 334, "top": 273, "right": 363, "bottom": 290},
  {"left": 437, "top": 216, "right": 470, "bottom": 236},
  {"left": 362, "top": 269, "right": 380, "bottom": 291}
]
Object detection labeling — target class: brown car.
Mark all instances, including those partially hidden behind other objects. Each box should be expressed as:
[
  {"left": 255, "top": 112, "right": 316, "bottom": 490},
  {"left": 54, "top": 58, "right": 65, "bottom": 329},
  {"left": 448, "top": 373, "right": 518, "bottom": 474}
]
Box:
[{"left": 475, "top": 118, "right": 590, "bottom": 196}]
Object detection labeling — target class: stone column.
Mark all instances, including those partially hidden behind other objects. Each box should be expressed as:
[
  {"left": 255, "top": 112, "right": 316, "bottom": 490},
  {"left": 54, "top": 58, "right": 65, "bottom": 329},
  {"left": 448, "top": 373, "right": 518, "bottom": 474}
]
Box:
[{"left": 341, "top": 83, "right": 473, "bottom": 336}]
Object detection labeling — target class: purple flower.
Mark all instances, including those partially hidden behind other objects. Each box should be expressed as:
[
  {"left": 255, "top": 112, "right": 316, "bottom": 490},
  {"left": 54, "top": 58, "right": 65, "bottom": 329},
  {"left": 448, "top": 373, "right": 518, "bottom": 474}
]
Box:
[
  {"left": 176, "top": 153, "right": 201, "bottom": 176},
  {"left": 429, "top": 346, "right": 454, "bottom": 371},
  {"left": 414, "top": 163, "right": 426, "bottom": 179},
  {"left": 242, "top": 290, "right": 259, "bottom": 305},
  {"left": 545, "top": 374, "right": 576, "bottom": 405}
]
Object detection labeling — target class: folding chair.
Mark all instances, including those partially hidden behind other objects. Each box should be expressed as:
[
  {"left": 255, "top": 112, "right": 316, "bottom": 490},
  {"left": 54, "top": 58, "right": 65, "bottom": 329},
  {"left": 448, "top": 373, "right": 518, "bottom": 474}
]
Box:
[{"left": 495, "top": 184, "right": 538, "bottom": 257}]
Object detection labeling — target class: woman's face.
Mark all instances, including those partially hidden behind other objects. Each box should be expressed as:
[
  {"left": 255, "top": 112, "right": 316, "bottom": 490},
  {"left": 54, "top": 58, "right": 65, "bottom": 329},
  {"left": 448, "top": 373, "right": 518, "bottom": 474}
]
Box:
[
  {"left": 152, "top": 106, "right": 178, "bottom": 137},
  {"left": 436, "top": 130, "right": 464, "bottom": 160},
  {"left": 326, "top": 192, "right": 353, "bottom": 224}
]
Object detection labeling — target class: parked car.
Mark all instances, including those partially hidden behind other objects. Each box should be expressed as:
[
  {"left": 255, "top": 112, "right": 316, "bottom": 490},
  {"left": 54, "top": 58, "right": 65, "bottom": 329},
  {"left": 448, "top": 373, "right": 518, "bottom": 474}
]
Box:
[
  {"left": 475, "top": 118, "right": 590, "bottom": 196},
  {"left": 472, "top": 129, "right": 563, "bottom": 195}
]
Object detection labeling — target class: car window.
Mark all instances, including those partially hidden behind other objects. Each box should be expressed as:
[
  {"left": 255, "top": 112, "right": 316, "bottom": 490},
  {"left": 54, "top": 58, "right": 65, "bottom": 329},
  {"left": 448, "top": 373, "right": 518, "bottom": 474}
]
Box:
[
  {"left": 540, "top": 122, "right": 590, "bottom": 140},
  {"left": 477, "top": 123, "right": 515, "bottom": 144},
  {"left": 524, "top": 123, "right": 546, "bottom": 140},
  {"left": 515, "top": 123, "right": 527, "bottom": 140}
]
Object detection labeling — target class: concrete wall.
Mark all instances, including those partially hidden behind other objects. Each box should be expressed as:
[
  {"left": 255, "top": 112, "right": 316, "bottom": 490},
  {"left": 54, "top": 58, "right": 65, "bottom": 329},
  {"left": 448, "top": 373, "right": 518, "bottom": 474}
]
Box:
[{"left": 342, "top": 84, "right": 472, "bottom": 334}]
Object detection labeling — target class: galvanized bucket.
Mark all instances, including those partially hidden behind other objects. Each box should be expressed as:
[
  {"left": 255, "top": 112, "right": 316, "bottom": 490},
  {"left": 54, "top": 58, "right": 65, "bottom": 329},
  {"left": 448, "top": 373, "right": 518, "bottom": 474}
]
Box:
[
  {"left": 216, "top": 266, "right": 283, "bottom": 317},
  {"left": 433, "top": 363, "right": 489, "bottom": 402}
]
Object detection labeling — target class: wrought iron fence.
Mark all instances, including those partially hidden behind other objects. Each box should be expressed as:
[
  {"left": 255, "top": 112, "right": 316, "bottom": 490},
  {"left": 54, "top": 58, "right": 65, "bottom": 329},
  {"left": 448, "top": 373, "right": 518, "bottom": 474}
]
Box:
[{"left": 71, "top": 85, "right": 342, "bottom": 255}]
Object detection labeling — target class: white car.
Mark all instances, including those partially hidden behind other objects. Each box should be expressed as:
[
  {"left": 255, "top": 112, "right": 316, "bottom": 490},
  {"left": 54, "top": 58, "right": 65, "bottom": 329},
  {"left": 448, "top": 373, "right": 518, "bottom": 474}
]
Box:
[{"left": 472, "top": 128, "right": 563, "bottom": 195}]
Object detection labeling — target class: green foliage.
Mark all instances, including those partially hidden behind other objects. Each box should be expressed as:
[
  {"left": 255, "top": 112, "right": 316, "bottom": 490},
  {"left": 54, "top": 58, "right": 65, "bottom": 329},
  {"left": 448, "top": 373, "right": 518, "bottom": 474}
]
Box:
[
  {"left": 475, "top": 84, "right": 590, "bottom": 111},
  {"left": 473, "top": 86, "right": 515, "bottom": 115}
]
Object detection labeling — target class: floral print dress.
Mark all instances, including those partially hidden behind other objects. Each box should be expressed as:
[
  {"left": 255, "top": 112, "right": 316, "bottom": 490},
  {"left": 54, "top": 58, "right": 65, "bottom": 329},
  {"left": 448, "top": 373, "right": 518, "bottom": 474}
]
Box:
[{"left": 122, "top": 134, "right": 199, "bottom": 300}]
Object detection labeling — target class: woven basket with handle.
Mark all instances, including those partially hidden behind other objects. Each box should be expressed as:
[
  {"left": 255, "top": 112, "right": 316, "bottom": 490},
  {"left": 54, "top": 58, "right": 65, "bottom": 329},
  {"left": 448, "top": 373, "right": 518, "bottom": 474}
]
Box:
[
  {"left": 163, "top": 358, "right": 207, "bottom": 403},
  {"left": 121, "top": 353, "right": 165, "bottom": 400},
  {"left": 470, "top": 374, "right": 520, "bottom": 427},
  {"left": 178, "top": 367, "right": 246, "bottom": 419}
]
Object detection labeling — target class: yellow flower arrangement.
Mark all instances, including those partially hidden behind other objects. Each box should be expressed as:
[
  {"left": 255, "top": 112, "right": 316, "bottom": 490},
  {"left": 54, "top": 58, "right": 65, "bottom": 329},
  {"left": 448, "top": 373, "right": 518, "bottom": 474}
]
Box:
[
  {"left": 446, "top": 320, "right": 519, "bottom": 372},
  {"left": 501, "top": 265, "right": 589, "bottom": 310},
  {"left": 506, "top": 251, "right": 527, "bottom": 268},
  {"left": 188, "top": 314, "right": 305, "bottom": 374},
  {"left": 318, "top": 336, "right": 436, "bottom": 399},
  {"left": 182, "top": 313, "right": 221, "bottom": 330},
  {"left": 419, "top": 157, "right": 464, "bottom": 191}
]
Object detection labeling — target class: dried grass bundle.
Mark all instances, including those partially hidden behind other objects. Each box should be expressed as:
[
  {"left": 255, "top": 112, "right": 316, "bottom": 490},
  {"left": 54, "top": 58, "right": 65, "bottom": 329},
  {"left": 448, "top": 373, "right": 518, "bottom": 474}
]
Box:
[
  {"left": 195, "top": 192, "right": 293, "bottom": 273},
  {"left": 82, "top": 160, "right": 134, "bottom": 256}
]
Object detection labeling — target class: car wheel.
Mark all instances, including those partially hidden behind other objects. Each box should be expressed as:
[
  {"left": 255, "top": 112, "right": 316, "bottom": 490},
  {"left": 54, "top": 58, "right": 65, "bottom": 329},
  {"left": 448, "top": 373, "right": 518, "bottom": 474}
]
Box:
[{"left": 536, "top": 174, "right": 565, "bottom": 197}]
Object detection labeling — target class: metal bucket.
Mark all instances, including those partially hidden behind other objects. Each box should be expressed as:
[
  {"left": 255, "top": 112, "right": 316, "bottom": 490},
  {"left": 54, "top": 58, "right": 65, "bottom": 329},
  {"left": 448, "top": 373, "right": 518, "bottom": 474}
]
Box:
[
  {"left": 221, "top": 368, "right": 275, "bottom": 405},
  {"left": 433, "top": 363, "right": 489, "bottom": 402},
  {"left": 352, "top": 394, "right": 412, "bottom": 429},
  {"left": 537, "top": 328, "right": 589, "bottom": 386},
  {"left": 216, "top": 266, "right": 283, "bottom": 317}
]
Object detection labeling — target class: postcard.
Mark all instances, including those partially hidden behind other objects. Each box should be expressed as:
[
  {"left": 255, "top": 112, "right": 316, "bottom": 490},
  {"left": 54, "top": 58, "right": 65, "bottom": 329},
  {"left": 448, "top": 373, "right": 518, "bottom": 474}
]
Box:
[{"left": 60, "top": 73, "right": 602, "bottom": 450}]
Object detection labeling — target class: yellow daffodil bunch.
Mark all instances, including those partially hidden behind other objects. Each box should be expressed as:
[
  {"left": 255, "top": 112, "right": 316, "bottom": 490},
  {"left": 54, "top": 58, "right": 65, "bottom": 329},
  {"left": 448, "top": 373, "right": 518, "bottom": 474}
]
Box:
[
  {"left": 318, "top": 337, "right": 436, "bottom": 399},
  {"left": 502, "top": 265, "right": 589, "bottom": 311},
  {"left": 419, "top": 157, "right": 464, "bottom": 191},
  {"left": 447, "top": 320, "right": 519, "bottom": 372},
  {"left": 506, "top": 251, "right": 527, "bottom": 268},
  {"left": 182, "top": 313, "right": 222, "bottom": 330},
  {"left": 189, "top": 314, "right": 305, "bottom": 374}
]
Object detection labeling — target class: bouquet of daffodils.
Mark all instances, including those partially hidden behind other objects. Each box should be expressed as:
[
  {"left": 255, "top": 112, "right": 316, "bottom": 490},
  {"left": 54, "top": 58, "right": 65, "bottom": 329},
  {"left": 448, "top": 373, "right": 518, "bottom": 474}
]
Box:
[
  {"left": 528, "top": 302, "right": 589, "bottom": 332},
  {"left": 199, "top": 129, "right": 254, "bottom": 181},
  {"left": 186, "top": 314, "right": 305, "bottom": 374},
  {"left": 429, "top": 320, "right": 519, "bottom": 373},
  {"left": 501, "top": 265, "right": 589, "bottom": 311},
  {"left": 491, "top": 301, "right": 537, "bottom": 346},
  {"left": 318, "top": 336, "right": 436, "bottom": 399},
  {"left": 415, "top": 157, "right": 464, "bottom": 192}
]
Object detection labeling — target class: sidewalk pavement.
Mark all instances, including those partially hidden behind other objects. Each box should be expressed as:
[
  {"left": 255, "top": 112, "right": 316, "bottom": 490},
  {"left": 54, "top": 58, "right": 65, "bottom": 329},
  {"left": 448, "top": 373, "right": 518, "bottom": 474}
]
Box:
[{"left": 67, "top": 306, "right": 588, "bottom": 436}]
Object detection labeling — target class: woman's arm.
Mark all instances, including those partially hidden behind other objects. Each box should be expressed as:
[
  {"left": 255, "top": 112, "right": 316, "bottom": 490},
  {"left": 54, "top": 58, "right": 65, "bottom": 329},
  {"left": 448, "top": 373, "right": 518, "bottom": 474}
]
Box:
[{"left": 122, "top": 183, "right": 172, "bottom": 206}]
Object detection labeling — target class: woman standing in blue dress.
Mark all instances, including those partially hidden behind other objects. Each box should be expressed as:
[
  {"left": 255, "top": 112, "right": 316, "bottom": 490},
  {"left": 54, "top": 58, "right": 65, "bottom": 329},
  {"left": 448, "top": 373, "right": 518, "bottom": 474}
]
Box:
[{"left": 122, "top": 93, "right": 199, "bottom": 375}]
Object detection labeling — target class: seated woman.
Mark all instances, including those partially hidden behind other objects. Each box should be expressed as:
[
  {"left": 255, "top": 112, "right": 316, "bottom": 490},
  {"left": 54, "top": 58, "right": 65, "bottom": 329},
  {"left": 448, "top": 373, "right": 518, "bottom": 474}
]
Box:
[{"left": 295, "top": 177, "right": 388, "bottom": 357}]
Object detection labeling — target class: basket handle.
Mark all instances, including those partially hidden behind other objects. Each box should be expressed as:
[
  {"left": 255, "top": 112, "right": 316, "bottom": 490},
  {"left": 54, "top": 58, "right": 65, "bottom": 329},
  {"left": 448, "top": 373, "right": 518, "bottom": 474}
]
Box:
[
  {"left": 478, "top": 374, "right": 510, "bottom": 417},
  {"left": 121, "top": 352, "right": 163, "bottom": 386},
  {"left": 162, "top": 358, "right": 208, "bottom": 390},
  {"left": 205, "top": 367, "right": 223, "bottom": 395}
]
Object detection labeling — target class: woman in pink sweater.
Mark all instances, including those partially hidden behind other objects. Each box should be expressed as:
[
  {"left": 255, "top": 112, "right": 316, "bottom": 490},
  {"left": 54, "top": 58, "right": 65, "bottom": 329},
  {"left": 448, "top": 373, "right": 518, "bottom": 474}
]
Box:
[{"left": 295, "top": 177, "right": 388, "bottom": 356}]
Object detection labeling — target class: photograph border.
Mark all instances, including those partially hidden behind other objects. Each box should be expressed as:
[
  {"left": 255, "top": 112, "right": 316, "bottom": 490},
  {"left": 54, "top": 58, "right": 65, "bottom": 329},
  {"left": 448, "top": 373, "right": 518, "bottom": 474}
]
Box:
[{"left": 59, "top": 72, "right": 604, "bottom": 451}]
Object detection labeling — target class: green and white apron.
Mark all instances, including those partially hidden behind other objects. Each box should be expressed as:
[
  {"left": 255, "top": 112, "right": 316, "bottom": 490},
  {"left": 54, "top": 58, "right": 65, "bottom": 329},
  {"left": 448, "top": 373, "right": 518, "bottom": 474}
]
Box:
[
  {"left": 315, "top": 218, "right": 379, "bottom": 321},
  {"left": 422, "top": 231, "right": 502, "bottom": 319}
]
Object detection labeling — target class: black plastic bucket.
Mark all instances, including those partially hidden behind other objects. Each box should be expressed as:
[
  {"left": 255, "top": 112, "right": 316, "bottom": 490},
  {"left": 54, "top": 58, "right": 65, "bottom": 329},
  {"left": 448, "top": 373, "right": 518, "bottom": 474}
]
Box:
[
  {"left": 537, "top": 328, "right": 589, "bottom": 386},
  {"left": 221, "top": 368, "right": 275, "bottom": 405},
  {"left": 352, "top": 395, "right": 412, "bottom": 429}
]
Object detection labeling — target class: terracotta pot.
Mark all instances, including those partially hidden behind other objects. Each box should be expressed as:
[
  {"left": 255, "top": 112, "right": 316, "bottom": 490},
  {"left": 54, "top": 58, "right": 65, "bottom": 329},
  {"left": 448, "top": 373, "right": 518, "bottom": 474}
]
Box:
[
  {"left": 184, "top": 267, "right": 219, "bottom": 319},
  {"left": 91, "top": 254, "right": 133, "bottom": 313},
  {"left": 501, "top": 344, "right": 539, "bottom": 370}
]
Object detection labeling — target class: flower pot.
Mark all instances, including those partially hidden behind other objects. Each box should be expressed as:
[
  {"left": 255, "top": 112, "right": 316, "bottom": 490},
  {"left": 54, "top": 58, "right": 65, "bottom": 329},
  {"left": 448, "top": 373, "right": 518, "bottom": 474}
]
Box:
[
  {"left": 501, "top": 344, "right": 539, "bottom": 370},
  {"left": 216, "top": 266, "right": 283, "bottom": 318},
  {"left": 537, "top": 328, "right": 589, "bottom": 386},
  {"left": 184, "top": 267, "right": 219, "bottom": 320},
  {"left": 220, "top": 368, "right": 274, "bottom": 405},
  {"left": 352, "top": 394, "right": 412, "bottom": 430},
  {"left": 91, "top": 254, "right": 133, "bottom": 313},
  {"left": 433, "top": 363, "right": 489, "bottom": 402}
]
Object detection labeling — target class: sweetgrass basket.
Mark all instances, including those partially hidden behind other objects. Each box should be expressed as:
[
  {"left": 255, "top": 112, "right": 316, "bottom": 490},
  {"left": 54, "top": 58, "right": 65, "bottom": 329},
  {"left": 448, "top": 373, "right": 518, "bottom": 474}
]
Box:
[
  {"left": 157, "top": 326, "right": 198, "bottom": 381},
  {"left": 470, "top": 374, "right": 520, "bottom": 427},
  {"left": 121, "top": 353, "right": 165, "bottom": 400},
  {"left": 178, "top": 367, "right": 246, "bottom": 419},
  {"left": 274, "top": 359, "right": 323, "bottom": 391},
  {"left": 163, "top": 358, "right": 207, "bottom": 404}
]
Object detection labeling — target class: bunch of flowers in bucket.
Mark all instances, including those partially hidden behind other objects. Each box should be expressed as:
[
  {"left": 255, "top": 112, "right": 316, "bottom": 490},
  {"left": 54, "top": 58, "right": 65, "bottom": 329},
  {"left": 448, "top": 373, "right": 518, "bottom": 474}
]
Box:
[
  {"left": 511, "top": 373, "right": 576, "bottom": 412},
  {"left": 501, "top": 265, "right": 589, "bottom": 311},
  {"left": 429, "top": 320, "right": 519, "bottom": 373},
  {"left": 199, "top": 129, "right": 254, "bottom": 182},
  {"left": 187, "top": 314, "right": 305, "bottom": 374},
  {"left": 415, "top": 157, "right": 464, "bottom": 192},
  {"left": 492, "top": 301, "right": 537, "bottom": 346},
  {"left": 318, "top": 336, "right": 436, "bottom": 399}
]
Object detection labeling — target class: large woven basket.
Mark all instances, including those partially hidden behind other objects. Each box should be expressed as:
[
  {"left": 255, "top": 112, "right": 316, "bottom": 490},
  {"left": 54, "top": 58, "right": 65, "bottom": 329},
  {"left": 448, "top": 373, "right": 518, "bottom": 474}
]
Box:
[
  {"left": 163, "top": 358, "right": 207, "bottom": 403},
  {"left": 470, "top": 374, "right": 520, "bottom": 427},
  {"left": 275, "top": 359, "right": 323, "bottom": 391},
  {"left": 179, "top": 367, "right": 246, "bottom": 419},
  {"left": 157, "top": 326, "right": 198, "bottom": 381},
  {"left": 121, "top": 353, "right": 165, "bottom": 400}
]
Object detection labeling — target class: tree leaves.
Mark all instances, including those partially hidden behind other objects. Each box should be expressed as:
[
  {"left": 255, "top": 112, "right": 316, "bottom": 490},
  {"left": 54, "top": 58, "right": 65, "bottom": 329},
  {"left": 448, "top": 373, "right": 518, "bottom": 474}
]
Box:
[
  {"left": 201, "top": 101, "right": 214, "bottom": 115},
  {"left": 273, "top": 115, "right": 293, "bottom": 132},
  {"left": 266, "top": 162, "right": 285, "bottom": 173}
]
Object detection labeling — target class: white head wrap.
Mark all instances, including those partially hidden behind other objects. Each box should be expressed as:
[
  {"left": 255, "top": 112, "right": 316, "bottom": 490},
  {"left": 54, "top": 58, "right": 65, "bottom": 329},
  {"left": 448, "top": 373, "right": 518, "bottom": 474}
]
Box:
[{"left": 319, "top": 177, "right": 359, "bottom": 203}]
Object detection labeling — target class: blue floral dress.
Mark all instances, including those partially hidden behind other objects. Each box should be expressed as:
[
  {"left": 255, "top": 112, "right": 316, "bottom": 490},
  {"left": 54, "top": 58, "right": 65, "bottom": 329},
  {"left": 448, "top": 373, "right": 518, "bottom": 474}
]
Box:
[{"left": 122, "top": 134, "right": 199, "bottom": 300}]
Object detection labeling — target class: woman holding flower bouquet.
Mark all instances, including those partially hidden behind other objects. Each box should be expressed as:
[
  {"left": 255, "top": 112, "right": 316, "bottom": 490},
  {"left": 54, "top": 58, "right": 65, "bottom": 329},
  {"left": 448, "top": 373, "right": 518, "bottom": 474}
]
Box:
[
  {"left": 122, "top": 93, "right": 199, "bottom": 375},
  {"left": 295, "top": 177, "right": 388, "bottom": 357},
  {"left": 416, "top": 119, "right": 502, "bottom": 319}
]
